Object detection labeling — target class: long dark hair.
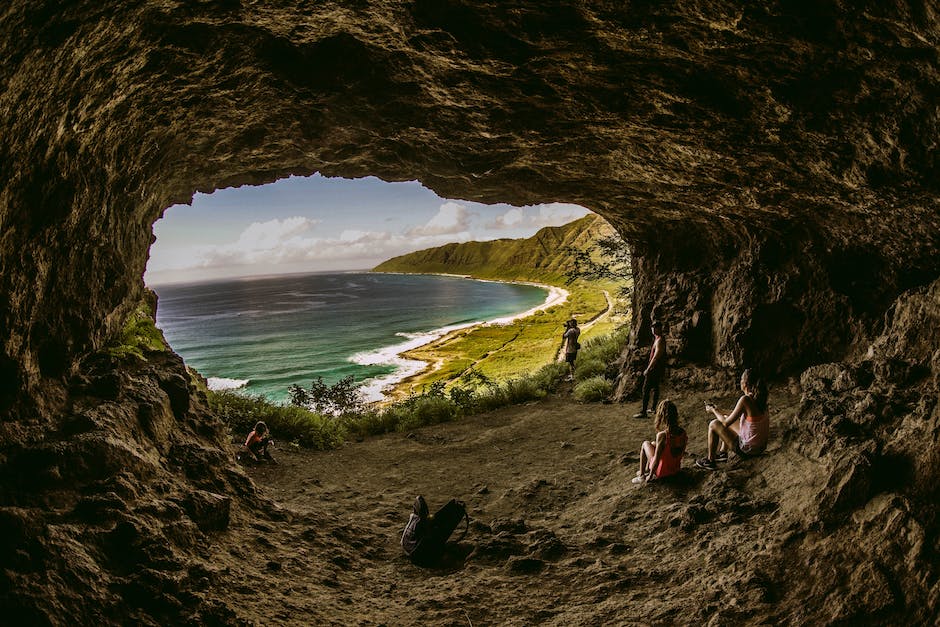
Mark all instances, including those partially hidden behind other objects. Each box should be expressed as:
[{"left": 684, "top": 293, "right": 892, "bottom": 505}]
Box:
[
  {"left": 742, "top": 369, "right": 768, "bottom": 413},
  {"left": 654, "top": 400, "right": 681, "bottom": 435}
]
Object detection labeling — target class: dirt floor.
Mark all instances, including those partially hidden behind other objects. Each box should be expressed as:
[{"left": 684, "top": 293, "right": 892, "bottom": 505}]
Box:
[{"left": 209, "top": 385, "right": 803, "bottom": 625}]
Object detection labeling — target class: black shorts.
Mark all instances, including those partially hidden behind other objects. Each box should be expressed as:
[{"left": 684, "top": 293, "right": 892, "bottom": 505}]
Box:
[{"left": 565, "top": 352, "right": 577, "bottom": 364}]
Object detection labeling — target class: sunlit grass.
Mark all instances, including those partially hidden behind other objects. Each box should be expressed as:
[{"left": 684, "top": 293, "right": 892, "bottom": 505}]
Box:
[
  {"left": 398, "top": 279, "right": 625, "bottom": 393},
  {"left": 209, "top": 326, "right": 629, "bottom": 452}
]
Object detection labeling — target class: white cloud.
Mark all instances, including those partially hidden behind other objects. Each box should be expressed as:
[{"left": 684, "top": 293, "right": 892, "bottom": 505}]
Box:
[
  {"left": 236, "top": 216, "right": 316, "bottom": 248},
  {"left": 407, "top": 202, "right": 472, "bottom": 236},
  {"left": 484, "top": 203, "right": 590, "bottom": 230},
  {"left": 488, "top": 207, "right": 525, "bottom": 229},
  {"left": 148, "top": 214, "right": 480, "bottom": 279},
  {"left": 528, "top": 203, "right": 590, "bottom": 227}
]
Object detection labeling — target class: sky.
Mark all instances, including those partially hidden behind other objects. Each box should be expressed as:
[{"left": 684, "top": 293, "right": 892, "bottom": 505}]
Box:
[{"left": 145, "top": 174, "right": 591, "bottom": 285}]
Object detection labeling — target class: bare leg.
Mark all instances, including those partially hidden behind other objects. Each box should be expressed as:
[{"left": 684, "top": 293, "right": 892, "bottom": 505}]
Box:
[
  {"left": 707, "top": 419, "right": 740, "bottom": 459},
  {"left": 639, "top": 441, "right": 654, "bottom": 477}
]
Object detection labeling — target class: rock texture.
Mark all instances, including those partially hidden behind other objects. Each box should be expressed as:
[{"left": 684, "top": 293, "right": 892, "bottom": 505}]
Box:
[{"left": 1, "top": 1, "right": 939, "bottom": 623}]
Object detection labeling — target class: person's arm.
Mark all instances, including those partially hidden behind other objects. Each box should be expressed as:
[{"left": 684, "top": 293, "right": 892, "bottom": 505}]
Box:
[
  {"left": 644, "top": 338, "right": 663, "bottom": 375},
  {"left": 705, "top": 396, "right": 747, "bottom": 427},
  {"left": 646, "top": 430, "right": 667, "bottom": 480}
]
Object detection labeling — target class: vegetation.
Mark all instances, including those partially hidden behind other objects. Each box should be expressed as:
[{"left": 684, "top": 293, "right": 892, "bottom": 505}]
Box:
[
  {"left": 210, "top": 327, "right": 629, "bottom": 452},
  {"left": 209, "top": 391, "right": 347, "bottom": 450},
  {"left": 372, "top": 214, "right": 631, "bottom": 396},
  {"left": 565, "top": 229, "right": 634, "bottom": 309},
  {"left": 374, "top": 214, "right": 614, "bottom": 284},
  {"left": 573, "top": 376, "right": 614, "bottom": 402},
  {"left": 104, "top": 297, "right": 170, "bottom": 360},
  {"left": 209, "top": 216, "right": 634, "bottom": 451}
]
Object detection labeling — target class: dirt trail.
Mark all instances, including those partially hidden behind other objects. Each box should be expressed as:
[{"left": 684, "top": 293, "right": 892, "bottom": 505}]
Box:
[{"left": 208, "top": 384, "right": 805, "bottom": 625}]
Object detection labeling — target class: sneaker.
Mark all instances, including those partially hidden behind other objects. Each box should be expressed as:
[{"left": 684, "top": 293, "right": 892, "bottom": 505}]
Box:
[
  {"left": 632, "top": 412, "right": 647, "bottom": 419},
  {"left": 631, "top": 475, "right": 645, "bottom": 484},
  {"left": 714, "top": 451, "right": 728, "bottom": 463},
  {"left": 695, "top": 457, "right": 717, "bottom": 471}
]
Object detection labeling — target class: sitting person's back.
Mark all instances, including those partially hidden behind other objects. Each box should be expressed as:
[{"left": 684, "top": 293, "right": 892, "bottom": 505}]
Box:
[
  {"left": 633, "top": 400, "right": 686, "bottom": 484},
  {"left": 654, "top": 422, "right": 687, "bottom": 478}
]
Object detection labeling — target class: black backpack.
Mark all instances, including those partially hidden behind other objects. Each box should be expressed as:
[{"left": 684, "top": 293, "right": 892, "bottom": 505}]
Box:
[{"left": 401, "top": 496, "right": 469, "bottom": 565}]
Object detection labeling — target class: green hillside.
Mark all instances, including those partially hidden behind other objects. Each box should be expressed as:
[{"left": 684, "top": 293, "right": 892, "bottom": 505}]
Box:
[
  {"left": 369, "top": 214, "right": 631, "bottom": 398},
  {"left": 372, "top": 214, "right": 616, "bottom": 284}
]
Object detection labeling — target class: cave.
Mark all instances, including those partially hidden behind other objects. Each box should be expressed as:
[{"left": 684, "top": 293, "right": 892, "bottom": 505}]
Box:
[{"left": 1, "top": 1, "right": 939, "bottom": 624}]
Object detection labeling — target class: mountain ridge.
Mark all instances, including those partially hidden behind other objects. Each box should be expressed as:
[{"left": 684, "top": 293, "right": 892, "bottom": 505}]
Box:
[{"left": 372, "top": 214, "right": 616, "bottom": 285}]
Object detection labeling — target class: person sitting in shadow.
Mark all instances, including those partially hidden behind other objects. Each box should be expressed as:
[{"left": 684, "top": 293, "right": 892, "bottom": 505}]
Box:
[
  {"left": 633, "top": 399, "right": 688, "bottom": 484},
  {"left": 696, "top": 369, "right": 769, "bottom": 471},
  {"left": 239, "top": 420, "right": 277, "bottom": 464}
]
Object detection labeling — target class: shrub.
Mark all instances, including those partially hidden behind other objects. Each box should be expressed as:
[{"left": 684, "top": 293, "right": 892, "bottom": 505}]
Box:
[
  {"left": 474, "top": 376, "right": 546, "bottom": 412},
  {"left": 342, "top": 409, "right": 400, "bottom": 440},
  {"left": 105, "top": 302, "right": 169, "bottom": 361},
  {"left": 573, "top": 376, "right": 613, "bottom": 402},
  {"left": 529, "top": 362, "right": 568, "bottom": 393},
  {"left": 209, "top": 390, "right": 346, "bottom": 450},
  {"left": 581, "top": 327, "right": 629, "bottom": 364},
  {"left": 394, "top": 396, "right": 460, "bottom": 432},
  {"left": 574, "top": 357, "right": 606, "bottom": 381},
  {"left": 288, "top": 376, "right": 365, "bottom": 415}
]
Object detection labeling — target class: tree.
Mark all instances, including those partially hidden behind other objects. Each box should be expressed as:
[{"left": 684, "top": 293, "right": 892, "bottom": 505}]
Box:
[
  {"left": 288, "top": 376, "right": 365, "bottom": 415},
  {"left": 564, "top": 233, "right": 632, "bottom": 306}
]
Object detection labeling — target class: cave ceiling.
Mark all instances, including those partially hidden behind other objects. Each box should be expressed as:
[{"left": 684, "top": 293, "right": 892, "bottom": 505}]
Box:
[
  {"left": 1, "top": 1, "right": 939, "bottom": 396},
  {"left": 4, "top": 1, "right": 938, "bottom": 245}
]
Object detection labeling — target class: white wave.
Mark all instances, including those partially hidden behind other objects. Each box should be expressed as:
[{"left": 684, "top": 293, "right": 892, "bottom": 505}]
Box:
[
  {"left": 207, "top": 377, "right": 249, "bottom": 391},
  {"left": 352, "top": 279, "right": 568, "bottom": 403},
  {"left": 349, "top": 322, "right": 478, "bottom": 367},
  {"left": 484, "top": 285, "right": 569, "bottom": 326},
  {"left": 350, "top": 322, "right": 480, "bottom": 402}
]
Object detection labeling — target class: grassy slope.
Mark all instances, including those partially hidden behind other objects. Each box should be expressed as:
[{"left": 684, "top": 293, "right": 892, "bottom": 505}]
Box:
[
  {"left": 374, "top": 214, "right": 609, "bottom": 283},
  {"left": 372, "top": 215, "right": 630, "bottom": 394}
]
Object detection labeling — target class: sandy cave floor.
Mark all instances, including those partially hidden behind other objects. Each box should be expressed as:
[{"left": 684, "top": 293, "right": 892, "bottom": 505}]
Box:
[{"left": 211, "top": 386, "right": 804, "bottom": 626}]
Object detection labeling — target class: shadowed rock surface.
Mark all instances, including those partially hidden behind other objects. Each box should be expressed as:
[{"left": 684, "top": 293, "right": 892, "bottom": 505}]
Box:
[{"left": 1, "top": 1, "right": 938, "bottom": 624}]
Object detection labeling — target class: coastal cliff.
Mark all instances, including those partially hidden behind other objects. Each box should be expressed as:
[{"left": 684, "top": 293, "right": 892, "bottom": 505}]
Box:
[
  {"left": 1, "top": 1, "right": 938, "bottom": 623},
  {"left": 373, "top": 213, "right": 618, "bottom": 284}
]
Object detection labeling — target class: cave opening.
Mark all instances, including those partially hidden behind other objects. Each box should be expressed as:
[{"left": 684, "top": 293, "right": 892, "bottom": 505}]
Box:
[{"left": 143, "top": 173, "right": 624, "bottom": 405}]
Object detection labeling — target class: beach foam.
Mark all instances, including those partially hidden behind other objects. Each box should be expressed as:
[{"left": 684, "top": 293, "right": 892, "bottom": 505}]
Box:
[
  {"left": 207, "top": 377, "right": 250, "bottom": 391},
  {"left": 353, "top": 280, "right": 569, "bottom": 402},
  {"left": 351, "top": 324, "right": 479, "bottom": 402},
  {"left": 484, "top": 284, "right": 569, "bottom": 326}
]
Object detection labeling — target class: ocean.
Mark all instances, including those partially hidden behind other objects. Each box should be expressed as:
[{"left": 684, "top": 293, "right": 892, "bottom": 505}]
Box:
[{"left": 152, "top": 272, "right": 550, "bottom": 403}]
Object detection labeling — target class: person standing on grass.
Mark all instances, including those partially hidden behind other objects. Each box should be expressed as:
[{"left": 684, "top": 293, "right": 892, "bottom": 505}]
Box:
[
  {"left": 634, "top": 321, "right": 667, "bottom": 418},
  {"left": 562, "top": 318, "right": 581, "bottom": 381}
]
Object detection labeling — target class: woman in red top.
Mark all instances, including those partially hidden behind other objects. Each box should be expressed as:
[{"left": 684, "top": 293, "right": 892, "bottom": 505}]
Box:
[{"left": 633, "top": 400, "right": 687, "bottom": 484}]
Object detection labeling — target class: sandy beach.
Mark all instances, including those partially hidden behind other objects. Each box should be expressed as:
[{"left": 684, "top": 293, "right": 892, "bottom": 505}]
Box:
[{"left": 357, "top": 276, "right": 570, "bottom": 402}]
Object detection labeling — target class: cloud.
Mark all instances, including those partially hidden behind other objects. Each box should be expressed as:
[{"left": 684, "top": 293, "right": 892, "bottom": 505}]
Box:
[
  {"left": 148, "top": 214, "right": 478, "bottom": 276},
  {"left": 488, "top": 207, "right": 525, "bottom": 229},
  {"left": 236, "top": 216, "right": 316, "bottom": 248},
  {"left": 406, "top": 202, "right": 472, "bottom": 236},
  {"left": 485, "top": 203, "right": 590, "bottom": 230},
  {"left": 528, "top": 203, "right": 590, "bottom": 227}
]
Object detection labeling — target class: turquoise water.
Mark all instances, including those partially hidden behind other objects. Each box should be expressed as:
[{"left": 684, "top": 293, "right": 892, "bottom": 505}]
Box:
[{"left": 152, "top": 272, "right": 548, "bottom": 403}]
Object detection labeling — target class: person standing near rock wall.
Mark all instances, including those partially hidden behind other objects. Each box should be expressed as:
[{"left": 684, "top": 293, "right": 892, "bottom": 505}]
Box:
[{"left": 634, "top": 321, "right": 667, "bottom": 418}]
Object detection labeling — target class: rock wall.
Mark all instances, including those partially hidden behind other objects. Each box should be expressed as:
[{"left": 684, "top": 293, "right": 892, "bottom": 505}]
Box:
[{"left": 1, "top": 0, "right": 939, "bottom": 622}]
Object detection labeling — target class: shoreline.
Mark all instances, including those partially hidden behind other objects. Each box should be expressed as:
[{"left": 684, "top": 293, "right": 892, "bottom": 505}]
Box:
[{"left": 359, "top": 272, "right": 570, "bottom": 403}]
